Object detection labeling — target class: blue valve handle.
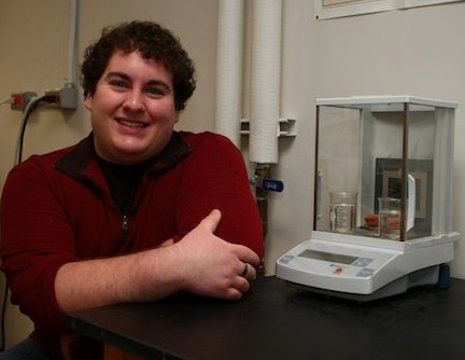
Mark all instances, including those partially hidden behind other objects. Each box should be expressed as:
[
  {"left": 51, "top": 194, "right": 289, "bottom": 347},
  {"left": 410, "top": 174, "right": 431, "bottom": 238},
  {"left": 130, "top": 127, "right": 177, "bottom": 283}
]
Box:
[
  {"left": 251, "top": 175, "right": 284, "bottom": 192},
  {"left": 261, "top": 178, "right": 284, "bottom": 192}
]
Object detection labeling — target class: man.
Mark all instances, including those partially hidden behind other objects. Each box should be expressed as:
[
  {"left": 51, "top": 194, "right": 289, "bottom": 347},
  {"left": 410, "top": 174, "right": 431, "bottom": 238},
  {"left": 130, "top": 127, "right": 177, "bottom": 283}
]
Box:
[{"left": 0, "top": 21, "right": 263, "bottom": 359}]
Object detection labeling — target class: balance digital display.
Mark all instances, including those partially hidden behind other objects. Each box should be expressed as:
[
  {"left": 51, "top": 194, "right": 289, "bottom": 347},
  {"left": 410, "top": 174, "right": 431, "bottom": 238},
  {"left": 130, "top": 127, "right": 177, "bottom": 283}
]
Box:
[{"left": 299, "top": 249, "right": 358, "bottom": 265}]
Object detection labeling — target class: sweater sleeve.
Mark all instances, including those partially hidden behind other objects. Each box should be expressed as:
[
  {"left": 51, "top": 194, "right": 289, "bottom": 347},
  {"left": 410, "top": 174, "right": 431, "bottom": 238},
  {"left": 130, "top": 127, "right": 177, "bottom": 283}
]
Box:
[
  {"left": 0, "top": 158, "right": 77, "bottom": 335},
  {"left": 175, "top": 133, "right": 264, "bottom": 258}
]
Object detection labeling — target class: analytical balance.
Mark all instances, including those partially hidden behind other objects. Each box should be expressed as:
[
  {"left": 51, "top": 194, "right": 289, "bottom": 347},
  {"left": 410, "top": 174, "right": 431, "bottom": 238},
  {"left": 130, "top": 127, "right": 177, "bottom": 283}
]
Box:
[{"left": 276, "top": 95, "right": 460, "bottom": 301}]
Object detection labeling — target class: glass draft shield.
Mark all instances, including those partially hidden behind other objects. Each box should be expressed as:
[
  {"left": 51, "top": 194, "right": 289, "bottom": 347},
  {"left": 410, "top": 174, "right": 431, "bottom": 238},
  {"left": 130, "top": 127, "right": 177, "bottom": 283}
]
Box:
[{"left": 314, "top": 96, "right": 456, "bottom": 242}]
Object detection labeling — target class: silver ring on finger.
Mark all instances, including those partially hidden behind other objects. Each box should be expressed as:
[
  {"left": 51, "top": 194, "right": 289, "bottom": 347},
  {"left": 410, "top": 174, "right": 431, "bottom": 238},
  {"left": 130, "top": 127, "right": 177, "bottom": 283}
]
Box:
[{"left": 241, "top": 263, "right": 249, "bottom": 277}]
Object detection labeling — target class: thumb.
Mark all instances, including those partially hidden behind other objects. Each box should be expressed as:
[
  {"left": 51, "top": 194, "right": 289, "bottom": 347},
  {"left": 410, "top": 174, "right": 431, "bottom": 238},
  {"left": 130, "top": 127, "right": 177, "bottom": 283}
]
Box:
[{"left": 200, "top": 209, "right": 222, "bottom": 234}]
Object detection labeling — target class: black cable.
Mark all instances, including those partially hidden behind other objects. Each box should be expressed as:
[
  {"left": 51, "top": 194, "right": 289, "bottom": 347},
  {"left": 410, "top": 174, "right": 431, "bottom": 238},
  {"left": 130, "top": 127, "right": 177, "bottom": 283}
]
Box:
[{"left": 17, "top": 96, "right": 46, "bottom": 163}]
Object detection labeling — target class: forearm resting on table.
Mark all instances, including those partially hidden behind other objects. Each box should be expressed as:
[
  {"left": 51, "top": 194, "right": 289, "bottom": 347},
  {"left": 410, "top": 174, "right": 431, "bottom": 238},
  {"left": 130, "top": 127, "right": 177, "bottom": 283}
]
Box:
[
  {"left": 55, "top": 245, "right": 180, "bottom": 312},
  {"left": 55, "top": 210, "right": 260, "bottom": 312}
]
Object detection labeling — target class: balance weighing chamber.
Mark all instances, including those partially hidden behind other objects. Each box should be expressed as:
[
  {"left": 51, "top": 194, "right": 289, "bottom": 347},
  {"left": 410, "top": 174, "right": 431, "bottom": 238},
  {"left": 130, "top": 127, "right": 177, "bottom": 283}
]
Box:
[{"left": 276, "top": 95, "right": 460, "bottom": 301}]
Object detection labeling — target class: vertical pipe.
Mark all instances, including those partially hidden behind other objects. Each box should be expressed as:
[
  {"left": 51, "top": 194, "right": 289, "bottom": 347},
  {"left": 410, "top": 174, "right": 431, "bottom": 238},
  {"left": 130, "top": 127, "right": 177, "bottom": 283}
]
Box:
[
  {"left": 67, "top": 0, "right": 78, "bottom": 84},
  {"left": 254, "top": 165, "right": 271, "bottom": 237},
  {"left": 249, "top": 0, "right": 283, "bottom": 275},
  {"left": 254, "top": 164, "right": 271, "bottom": 276},
  {"left": 249, "top": 0, "right": 282, "bottom": 164},
  {"left": 215, "top": 0, "right": 245, "bottom": 147}
]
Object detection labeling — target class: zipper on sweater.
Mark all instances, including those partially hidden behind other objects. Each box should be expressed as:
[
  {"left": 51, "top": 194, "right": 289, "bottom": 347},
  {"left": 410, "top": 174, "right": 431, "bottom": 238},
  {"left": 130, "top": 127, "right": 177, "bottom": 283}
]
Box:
[{"left": 121, "top": 214, "right": 129, "bottom": 242}]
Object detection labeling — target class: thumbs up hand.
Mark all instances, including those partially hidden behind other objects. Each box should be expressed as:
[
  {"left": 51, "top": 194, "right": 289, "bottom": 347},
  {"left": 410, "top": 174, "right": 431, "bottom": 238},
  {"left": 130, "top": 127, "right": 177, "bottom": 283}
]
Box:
[{"left": 173, "top": 209, "right": 260, "bottom": 300}]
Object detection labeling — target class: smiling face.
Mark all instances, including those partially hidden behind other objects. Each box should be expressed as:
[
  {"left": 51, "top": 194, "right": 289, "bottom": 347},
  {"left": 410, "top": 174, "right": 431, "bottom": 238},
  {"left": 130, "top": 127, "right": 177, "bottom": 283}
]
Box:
[{"left": 84, "top": 50, "right": 179, "bottom": 164}]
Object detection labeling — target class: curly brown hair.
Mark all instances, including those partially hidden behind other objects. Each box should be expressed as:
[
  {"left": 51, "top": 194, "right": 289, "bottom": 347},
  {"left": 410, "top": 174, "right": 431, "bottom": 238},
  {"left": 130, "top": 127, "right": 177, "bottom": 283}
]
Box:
[{"left": 80, "top": 21, "right": 196, "bottom": 112}]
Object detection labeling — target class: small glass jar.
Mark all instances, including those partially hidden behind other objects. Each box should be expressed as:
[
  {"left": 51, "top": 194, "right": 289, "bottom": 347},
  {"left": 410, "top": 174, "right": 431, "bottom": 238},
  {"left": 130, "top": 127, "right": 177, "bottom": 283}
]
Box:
[{"left": 329, "top": 191, "right": 357, "bottom": 234}]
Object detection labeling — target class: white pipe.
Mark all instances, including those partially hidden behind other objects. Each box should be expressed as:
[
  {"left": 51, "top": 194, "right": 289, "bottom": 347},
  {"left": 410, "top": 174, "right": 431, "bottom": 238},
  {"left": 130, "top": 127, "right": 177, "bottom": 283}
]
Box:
[
  {"left": 215, "top": 0, "right": 245, "bottom": 147},
  {"left": 249, "top": 0, "right": 282, "bottom": 164},
  {"left": 67, "top": 0, "right": 78, "bottom": 84}
]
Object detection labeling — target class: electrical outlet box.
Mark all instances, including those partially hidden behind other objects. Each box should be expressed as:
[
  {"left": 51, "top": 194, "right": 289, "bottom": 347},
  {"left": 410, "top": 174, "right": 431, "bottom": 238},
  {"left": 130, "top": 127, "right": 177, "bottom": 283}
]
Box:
[
  {"left": 60, "top": 84, "right": 78, "bottom": 109},
  {"left": 10, "top": 91, "right": 37, "bottom": 111}
]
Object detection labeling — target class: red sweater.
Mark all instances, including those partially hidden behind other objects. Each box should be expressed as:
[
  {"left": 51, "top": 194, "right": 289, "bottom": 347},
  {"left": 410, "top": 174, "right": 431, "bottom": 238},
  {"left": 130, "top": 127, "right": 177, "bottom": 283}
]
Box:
[{"left": 0, "top": 131, "right": 263, "bottom": 359}]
